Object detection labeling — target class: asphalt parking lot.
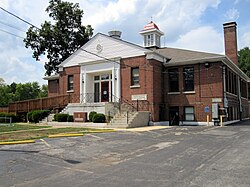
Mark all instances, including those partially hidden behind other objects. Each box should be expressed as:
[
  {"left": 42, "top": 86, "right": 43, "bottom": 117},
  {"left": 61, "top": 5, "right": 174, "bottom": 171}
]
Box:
[{"left": 0, "top": 121, "right": 250, "bottom": 187}]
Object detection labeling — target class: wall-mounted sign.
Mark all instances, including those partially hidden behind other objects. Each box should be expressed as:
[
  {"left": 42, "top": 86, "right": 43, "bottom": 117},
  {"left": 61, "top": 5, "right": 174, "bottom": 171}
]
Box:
[
  {"left": 132, "top": 94, "right": 147, "bottom": 101},
  {"left": 212, "top": 98, "right": 222, "bottom": 103}
]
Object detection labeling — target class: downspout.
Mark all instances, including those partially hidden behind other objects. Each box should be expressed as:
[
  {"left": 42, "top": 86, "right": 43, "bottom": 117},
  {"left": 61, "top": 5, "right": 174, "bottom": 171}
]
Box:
[
  {"left": 237, "top": 76, "right": 242, "bottom": 120},
  {"left": 222, "top": 66, "right": 228, "bottom": 116}
]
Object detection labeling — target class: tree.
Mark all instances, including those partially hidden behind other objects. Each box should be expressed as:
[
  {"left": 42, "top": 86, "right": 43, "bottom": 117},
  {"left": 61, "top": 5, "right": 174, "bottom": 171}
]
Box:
[
  {"left": 24, "top": 0, "right": 93, "bottom": 76},
  {"left": 238, "top": 47, "right": 250, "bottom": 77},
  {"left": 0, "top": 77, "right": 5, "bottom": 86}
]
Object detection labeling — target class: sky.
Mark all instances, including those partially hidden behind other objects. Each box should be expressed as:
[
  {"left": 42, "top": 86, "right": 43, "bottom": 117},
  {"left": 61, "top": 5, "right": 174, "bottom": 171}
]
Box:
[{"left": 0, "top": 0, "right": 250, "bottom": 85}]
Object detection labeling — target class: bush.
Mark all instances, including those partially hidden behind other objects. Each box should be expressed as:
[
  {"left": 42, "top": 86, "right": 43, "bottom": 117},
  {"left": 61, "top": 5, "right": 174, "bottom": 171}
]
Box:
[
  {"left": 89, "top": 111, "right": 97, "bottom": 122},
  {"left": 92, "top": 113, "right": 106, "bottom": 123},
  {"left": 32, "top": 110, "right": 42, "bottom": 123},
  {"left": 27, "top": 112, "right": 33, "bottom": 122},
  {"left": 27, "top": 110, "right": 51, "bottom": 123},
  {"left": 67, "top": 115, "right": 74, "bottom": 122},
  {"left": 54, "top": 113, "right": 69, "bottom": 122},
  {"left": 0, "top": 112, "right": 20, "bottom": 122}
]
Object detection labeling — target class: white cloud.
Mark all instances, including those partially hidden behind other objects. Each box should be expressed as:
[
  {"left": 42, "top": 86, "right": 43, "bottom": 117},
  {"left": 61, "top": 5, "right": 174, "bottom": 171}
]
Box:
[
  {"left": 240, "top": 31, "right": 250, "bottom": 48},
  {"left": 169, "top": 26, "right": 224, "bottom": 54},
  {"left": 81, "top": 0, "right": 138, "bottom": 28},
  {"left": 224, "top": 8, "right": 240, "bottom": 22}
]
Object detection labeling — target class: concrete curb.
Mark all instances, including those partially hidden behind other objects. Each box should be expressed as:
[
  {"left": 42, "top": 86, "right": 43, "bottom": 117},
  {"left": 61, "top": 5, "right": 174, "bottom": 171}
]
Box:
[
  {"left": 48, "top": 133, "right": 83, "bottom": 138},
  {"left": 0, "top": 140, "right": 35, "bottom": 145}
]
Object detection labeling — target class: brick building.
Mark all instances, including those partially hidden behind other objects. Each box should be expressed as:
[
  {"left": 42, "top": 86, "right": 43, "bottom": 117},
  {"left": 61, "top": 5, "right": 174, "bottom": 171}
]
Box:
[{"left": 44, "top": 21, "right": 249, "bottom": 125}]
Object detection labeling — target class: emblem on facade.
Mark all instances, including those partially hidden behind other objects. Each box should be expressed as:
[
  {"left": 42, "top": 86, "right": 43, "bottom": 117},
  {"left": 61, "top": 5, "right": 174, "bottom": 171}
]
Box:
[{"left": 96, "top": 44, "right": 103, "bottom": 53}]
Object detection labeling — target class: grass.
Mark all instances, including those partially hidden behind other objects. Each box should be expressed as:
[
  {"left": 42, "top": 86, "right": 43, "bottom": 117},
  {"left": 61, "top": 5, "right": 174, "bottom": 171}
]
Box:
[
  {"left": 0, "top": 123, "right": 50, "bottom": 133},
  {"left": 0, "top": 123, "right": 115, "bottom": 142}
]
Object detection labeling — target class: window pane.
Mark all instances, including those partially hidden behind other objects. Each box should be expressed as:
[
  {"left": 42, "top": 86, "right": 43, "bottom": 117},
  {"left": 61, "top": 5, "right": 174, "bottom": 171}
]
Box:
[
  {"left": 94, "top": 83, "right": 100, "bottom": 102},
  {"left": 94, "top": 76, "right": 100, "bottom": 81},
  {"left": 168, "top": 68, "right": 179, "bottom": 92},
  {"left": 68, "top": 75, "right": 74, "bottom": 90},
  {"left": 184, "top": 107, "right": 194, "bottom": 121},
  {"left": 185, "top": 114, "right": 194, "bottom": 121},
  {"left": 184, "top": 67, "right": 194, "bottom": 91},
  {"left": 101, "top": 74, "right": 109, "bottom": 80},
  {"left": 185, "top": 107, "right": 194, "bottom": 113},
  {"left": 131, "top": 67, "right": 139, "bottom": 86}
]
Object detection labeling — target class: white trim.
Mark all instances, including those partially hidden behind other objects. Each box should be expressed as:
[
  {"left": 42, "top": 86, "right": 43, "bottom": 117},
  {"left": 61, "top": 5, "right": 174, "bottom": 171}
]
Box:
[
  {"left": 183, "top": 91, "right": 195, "bottom": 94},
  {"left": 168, "top": 92, "right": 180, "bottom": 95},
  {"left": 130, "top": 85, "right": 141, "bottom": 89},
  {"left": 223, "top": 120, "right": 240, "bottom": 125}
]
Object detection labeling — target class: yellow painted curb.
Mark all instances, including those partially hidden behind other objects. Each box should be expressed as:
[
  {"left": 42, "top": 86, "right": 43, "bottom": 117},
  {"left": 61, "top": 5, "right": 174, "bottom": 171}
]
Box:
[
  {"left": 48, "top": 133, "right": 83, "bottom": 138},
  {"left": 0, "top": 140, "right": 35, "bottom": 145},
  {"left": 86, "top": 129, "right": 116, "bottom": 133}
]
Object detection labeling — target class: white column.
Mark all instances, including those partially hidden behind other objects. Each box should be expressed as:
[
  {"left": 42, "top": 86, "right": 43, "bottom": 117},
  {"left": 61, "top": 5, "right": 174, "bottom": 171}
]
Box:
[
  {"left": 112, "top": 68, "right": 115, "bottom": 102},
  {"left": 117, "top": 64, "right": 121, "bottom": 101}
]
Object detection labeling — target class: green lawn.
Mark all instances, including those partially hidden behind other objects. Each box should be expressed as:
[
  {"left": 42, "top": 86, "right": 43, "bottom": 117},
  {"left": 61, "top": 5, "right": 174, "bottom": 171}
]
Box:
[
  {"left": 0, "top": 123, "right": 114, "bottom": 142},
  {"left": 0, "top": 123, "right": 50, "bottom": 133}
]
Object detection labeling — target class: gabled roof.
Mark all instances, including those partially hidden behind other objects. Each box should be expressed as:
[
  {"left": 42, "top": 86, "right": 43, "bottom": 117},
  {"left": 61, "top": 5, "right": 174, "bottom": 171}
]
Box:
[{"left": 59, "top": 33, "right": 151, "bottom": 68}]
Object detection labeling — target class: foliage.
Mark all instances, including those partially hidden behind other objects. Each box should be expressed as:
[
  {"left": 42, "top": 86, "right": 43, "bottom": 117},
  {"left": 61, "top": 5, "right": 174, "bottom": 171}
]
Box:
[
  {"left": 88, "top": 111, "right": 97, "bottom": 122},
  {"left": 0, "top": 78, "right": 48, "bottom": 107},
  {"left": 27, "top": 110, "right": 50, "bottom": 123},
  {"left": 24, "top": 0, "right": 93, "bottom": 76},
  {"left": 238, "top": 47, "right": 250, "bottom": 77},
  {"left": 0, "top": 112, "right": 20, "bottom": 123},
  {"left": 92, "top": 113, "right": 106, "bottom": 123},
  {"left": 67, "top": 115, "right": 74, "bottom": 122},
  {"left": 54, "top": 113, "right": 70, "bottom": 122}
]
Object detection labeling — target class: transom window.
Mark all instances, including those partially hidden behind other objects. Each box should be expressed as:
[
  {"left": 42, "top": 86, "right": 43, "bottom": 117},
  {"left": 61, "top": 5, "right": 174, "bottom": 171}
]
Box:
[
  {"left": 183, "top": 67, "right": 194, "bottom": 91},
  {"left": 168, "top": 68, "right": 179, "bottom": 92},
  {"left": 131, "top": 67, "right": 139, "bottom": 86}
]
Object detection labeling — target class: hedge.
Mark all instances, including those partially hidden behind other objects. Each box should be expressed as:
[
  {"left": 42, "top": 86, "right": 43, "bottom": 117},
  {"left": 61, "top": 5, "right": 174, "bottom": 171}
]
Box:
[
  {"left": 0, "top": 112, "right": 20, "bottom": 123},
  {"left": 92, "top": 113, "right": 106, "bottom": 123},
  {"left": 54, "top": 113, "right": 73, "bottom": 122}
]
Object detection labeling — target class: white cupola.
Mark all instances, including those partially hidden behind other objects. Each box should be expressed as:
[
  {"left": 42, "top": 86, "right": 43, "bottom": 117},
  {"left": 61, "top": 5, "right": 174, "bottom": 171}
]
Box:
[{"left": 139, "top": 21, "right": 164, "bottom": 48}]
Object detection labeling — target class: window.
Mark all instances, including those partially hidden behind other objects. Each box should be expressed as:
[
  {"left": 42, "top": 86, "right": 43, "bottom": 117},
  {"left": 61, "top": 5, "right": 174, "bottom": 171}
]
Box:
[
  {"left": 183, "top": 67, "right": 194, "bottom": 91},
  {"left": 67, "top": 75, "right": 74, "bottom": 91},
  {"left": 184, "top": 107, "right": 194, "bottom": 121},
  {"left": 131, "top": 67, "right": 139, "bottom": 86},
  {"left": 144, "top": 34, "right": 154, "bottom": 47},
  {"left": 168, "top": 68, "right": 179, "bottom": 92}
]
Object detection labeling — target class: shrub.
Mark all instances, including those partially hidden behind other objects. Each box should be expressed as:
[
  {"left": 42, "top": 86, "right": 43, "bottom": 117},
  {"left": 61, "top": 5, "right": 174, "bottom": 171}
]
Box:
[
  {"left": 54, "top": 113, "right": 69, "bottom": 122},
  {"left": 67, "top": 115, "right": 74, "bottom": 122},
  {"left": 0, "top": 112, "right": 19, "bottom": 122},
  {"left": 27, "top": 110, "right": 51, "bottom": 123},
  {"left": 32, "top": 110, "right": 42, "bottom": 123},
  {"left": 27, "top": 112, "right": 33, "bottom": 122},
  {"left": 92, "top": 113, "right": 106, "bottom": 123},
  {"left": 89, "top": 111, "right": 97, "bottom": 122}
]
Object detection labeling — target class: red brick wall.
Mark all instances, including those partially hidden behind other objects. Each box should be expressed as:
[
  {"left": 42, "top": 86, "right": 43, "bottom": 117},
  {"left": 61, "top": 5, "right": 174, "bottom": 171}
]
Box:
[
  {"left": 59, "top": 66, "right": 81, "bottom": 96},
  {"left": 48, "top": 80, "right": 59, "bottom": 97},
  {"left": 166, "top": 62, "right": 224, "bottom": 122},
  {"left": 120, "top": 56, "right": 163, "bottom": 121}
]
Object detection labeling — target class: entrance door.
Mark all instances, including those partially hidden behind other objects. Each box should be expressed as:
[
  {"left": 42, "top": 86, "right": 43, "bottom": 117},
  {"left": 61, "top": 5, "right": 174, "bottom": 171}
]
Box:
[
  {"left": 101, "top": 81, "right": 109, "bottom": 102},
  {"left": 169, "top": 107, "right": 179, "bottom": 126}
]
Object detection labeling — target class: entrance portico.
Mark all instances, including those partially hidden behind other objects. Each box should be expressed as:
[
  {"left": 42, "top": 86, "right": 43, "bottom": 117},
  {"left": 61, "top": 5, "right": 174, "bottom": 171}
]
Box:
[{"left": 80, "top": 60, "right": 121, "bottom": 103}]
